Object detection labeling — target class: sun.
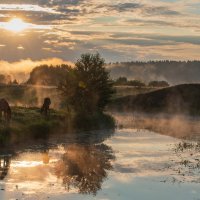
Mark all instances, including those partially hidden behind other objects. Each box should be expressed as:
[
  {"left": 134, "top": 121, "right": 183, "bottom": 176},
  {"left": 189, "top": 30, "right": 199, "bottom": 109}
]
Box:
[{"left": 4, "top": 18, "right": 29, "bottom": 32}]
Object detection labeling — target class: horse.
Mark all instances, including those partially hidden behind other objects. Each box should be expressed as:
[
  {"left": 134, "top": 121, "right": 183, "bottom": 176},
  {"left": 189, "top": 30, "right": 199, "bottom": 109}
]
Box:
[
  {"left": 0, "top": 99, "right": 11, "bottom": 123},
  {"left": 41, "top": 97, "right": 51, "bottom": 117}
]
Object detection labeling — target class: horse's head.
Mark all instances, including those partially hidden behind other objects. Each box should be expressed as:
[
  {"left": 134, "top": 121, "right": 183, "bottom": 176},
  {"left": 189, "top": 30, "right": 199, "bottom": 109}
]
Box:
[{"left": 44, "top": 97, "right": 51, "bottom": 106}]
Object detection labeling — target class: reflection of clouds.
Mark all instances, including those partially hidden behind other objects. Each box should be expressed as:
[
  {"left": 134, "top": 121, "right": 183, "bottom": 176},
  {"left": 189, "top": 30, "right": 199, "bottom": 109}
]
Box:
[
  {"left": 3, "top": 143, "right": 114, "bottom": 196},
  {"left": 106, "top": 129, "right": 179, "bottom": 181}
]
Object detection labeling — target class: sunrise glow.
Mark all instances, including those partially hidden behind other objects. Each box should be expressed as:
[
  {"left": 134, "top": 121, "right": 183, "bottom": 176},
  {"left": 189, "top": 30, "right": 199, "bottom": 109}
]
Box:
[{"left": 4, "top": 18, "right": 29, "bottom": 32}]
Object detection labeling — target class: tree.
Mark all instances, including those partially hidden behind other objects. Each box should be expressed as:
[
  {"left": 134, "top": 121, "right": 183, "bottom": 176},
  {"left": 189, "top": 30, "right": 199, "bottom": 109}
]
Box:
[
  {"left": 148, "top": 81, "right": 169, "bottom": 87},
  {"left": 0, "top": 74, "right": 11, "bottom": 85},
  {"left": 12, "top": 79, "right": 19, "bottom": 85},
  {"left": 27, "top": 64, "right": 70, "bottom": 86},
  {"left": 128, "top": 80, "right": 146, "bottom": 87},
  {"left": 115, "top": 77, "right": 128, "bottom": 85},
  {"left": 58, "top": 53, "right": 115, "bottom": 113},
  {"left": 58, "top": 67, "right": 78, "bottom": 112}
]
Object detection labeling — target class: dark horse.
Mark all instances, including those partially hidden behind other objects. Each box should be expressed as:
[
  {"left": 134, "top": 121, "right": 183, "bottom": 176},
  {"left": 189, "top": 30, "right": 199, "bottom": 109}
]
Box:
[
  {"left": 41, "top": 97, "right": 51, "bottom": 117},
  {"left": 0, "top": 99, "right": 11, "bottom": 122}
]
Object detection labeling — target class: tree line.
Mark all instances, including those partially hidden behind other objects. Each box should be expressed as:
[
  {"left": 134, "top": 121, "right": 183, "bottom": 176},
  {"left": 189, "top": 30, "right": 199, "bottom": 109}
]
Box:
[
  {"left": 114, "top": 77, "right": 169, "bottom": 87},
  {"left": 108, "top": 60, "right": 200, "bottom": 85}
]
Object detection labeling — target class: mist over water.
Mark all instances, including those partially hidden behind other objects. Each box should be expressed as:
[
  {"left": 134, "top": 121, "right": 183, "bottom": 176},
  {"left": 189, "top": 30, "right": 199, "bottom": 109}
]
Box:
[
  {"left": 1, "top": 111, "right": 200, "bottom": 199},
  {"left": 112, "top": 111, "right": 200, "bottom": 140}
]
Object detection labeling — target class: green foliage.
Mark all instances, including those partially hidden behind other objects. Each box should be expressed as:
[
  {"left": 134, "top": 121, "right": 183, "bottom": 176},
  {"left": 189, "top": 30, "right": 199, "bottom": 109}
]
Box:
[
  {"left": 59, "top": 53, "right": 115, "bottom": 113},
  {"left": 0, "top": 107, "right": 65, "bottom": 142}
]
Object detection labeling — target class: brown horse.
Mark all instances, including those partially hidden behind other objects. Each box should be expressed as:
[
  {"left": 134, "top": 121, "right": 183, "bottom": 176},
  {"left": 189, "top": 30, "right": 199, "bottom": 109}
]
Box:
[
  {"left": 0, "top": 99, "right": 11, "bottom": 122},
  {"left": 41, "top": 97, "right": 51, "bottom": 117}
]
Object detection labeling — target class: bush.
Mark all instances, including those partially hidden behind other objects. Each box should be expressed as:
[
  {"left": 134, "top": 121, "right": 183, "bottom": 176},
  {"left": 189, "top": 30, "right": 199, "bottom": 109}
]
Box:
[
  {"left": 148, "top": 81, "right": 169, "bottom": 87},
  {"left": 128, "top": 80, "right": 146, "bottom": 87},
  {"left": 115, "top": 77, "right": 128, "bottom": 85}
]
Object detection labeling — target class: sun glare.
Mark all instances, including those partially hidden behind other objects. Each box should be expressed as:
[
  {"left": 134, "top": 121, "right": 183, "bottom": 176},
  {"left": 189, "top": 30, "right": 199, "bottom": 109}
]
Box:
[{"left": 4, "top": 18, "right": 29, "bottom": 32}]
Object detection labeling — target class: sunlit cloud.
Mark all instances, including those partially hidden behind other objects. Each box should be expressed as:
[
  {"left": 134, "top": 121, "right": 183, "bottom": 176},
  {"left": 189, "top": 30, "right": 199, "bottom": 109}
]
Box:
[
  {"left": 0, "top": 18, "right": 51, "bottom": 32},
  {"left": 0, "top": 0, "right": 199, "bottom": 61},
  {"left": 0, "top": 4, "right": 56, "bottom": 13},
  {"left": 0, "top": 58, "right": 72, "bottom": 82}
]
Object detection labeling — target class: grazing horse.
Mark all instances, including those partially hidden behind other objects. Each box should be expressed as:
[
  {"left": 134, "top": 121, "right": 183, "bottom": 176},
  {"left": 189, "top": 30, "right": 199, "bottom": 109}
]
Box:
[
  {"left": 41, "top": 97, "right": 51, "bottom": 117},
  {"left": 0, "top": 99, "right": 11, "bottom": 122}
]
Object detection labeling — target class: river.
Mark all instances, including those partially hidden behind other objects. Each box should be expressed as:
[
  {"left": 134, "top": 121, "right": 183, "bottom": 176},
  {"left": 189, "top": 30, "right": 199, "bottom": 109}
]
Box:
[{"left": 0, "top": 112, "right": 200, "bottom": 200}]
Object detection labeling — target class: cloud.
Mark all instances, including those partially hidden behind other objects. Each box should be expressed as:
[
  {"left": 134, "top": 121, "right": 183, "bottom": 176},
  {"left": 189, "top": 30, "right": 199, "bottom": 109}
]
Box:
[
  {"left": 0, "top": 0, "right": 199, "bottom": 62},
  {"left": 0, "top": 58, "right": 72, "bottom": 82}
]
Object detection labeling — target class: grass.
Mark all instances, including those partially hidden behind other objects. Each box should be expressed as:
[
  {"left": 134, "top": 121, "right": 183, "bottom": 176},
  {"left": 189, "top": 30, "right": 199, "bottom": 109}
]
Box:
[
  {"left": 0, "top": 106, "right": 116, "bottom": 146},
  {"left": 0, "top": 107, "right": 66, "bottom": 145}
]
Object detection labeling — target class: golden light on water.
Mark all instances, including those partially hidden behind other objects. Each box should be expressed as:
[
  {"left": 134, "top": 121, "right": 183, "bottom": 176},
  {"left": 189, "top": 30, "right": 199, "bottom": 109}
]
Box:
[{"left": 4, "top": 18, "right": 29, "bottom": 32}]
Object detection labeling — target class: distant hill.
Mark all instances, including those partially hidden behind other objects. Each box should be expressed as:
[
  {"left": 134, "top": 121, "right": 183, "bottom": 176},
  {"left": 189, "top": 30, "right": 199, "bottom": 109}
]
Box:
[
  {"left": 110, "top": 84, "right": 200, "bottom": 115},
  {"left": 108, "top": 61, "right": 200, "bottom": 85}
]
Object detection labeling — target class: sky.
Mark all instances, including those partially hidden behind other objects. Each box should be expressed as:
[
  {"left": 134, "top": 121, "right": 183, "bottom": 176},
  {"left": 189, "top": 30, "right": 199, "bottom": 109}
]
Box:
[{"left": 0, "top": 0, "right": 200, "bottom": 65}]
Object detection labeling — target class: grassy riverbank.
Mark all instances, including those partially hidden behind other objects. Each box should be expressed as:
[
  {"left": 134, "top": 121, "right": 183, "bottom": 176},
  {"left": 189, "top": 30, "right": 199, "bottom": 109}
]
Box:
[{"left": 0, "top": 107, "right": 115, "bottom": 145}]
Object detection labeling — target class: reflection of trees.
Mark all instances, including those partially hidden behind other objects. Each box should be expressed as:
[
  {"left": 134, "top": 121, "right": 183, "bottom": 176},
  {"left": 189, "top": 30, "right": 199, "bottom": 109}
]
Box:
[
  {"left": 0, "top": 155, "right": 11, "bottom": 180},
  {"left": 54, "top": 144, "right": 115, "bottom": 195}
]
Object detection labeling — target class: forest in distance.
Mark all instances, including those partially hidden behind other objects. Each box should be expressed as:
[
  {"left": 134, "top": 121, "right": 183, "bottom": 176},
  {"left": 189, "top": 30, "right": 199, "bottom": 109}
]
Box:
[
  {"left": 0, "top": 63, "right": 170, "bottom": 87},
  {"left": 1, "top": 60, "right": 200, "bottom": 87}
]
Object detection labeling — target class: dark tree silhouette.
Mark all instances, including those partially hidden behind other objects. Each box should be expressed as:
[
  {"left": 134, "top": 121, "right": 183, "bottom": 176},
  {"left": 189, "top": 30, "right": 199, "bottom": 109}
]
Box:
[
  {"left": 59, "top": 53, "right": 115, "bottom": 113},
  {"left": 27, "top": 64, "right": 70, "bottom": 86},
  {"left": 148, "top": 81, "right": 169, "bottom": 87},
  {"left": 115, "top": 77, "right": 128, "bottom": 85},
  {"left": 128, "top": 80, "right": 146, "bottom": 87}
]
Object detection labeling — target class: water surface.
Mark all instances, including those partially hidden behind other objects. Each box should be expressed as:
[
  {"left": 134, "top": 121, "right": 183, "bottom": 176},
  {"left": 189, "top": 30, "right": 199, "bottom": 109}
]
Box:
[{"left": 1, "top": 113, "right": 200, "bottom": 200}]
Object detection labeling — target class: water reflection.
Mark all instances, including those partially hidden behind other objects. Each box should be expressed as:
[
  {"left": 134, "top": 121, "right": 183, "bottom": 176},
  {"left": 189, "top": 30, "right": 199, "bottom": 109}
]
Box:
[
  {"left": 54, "top": 144, "right": 114, "bottom": 195},
  {"left": 0, "top": 127, "right": 115, "bottom": 197},
  {"left": 112, "top": 111, "right": 200, "bottom": 139},
  {"left": 1, "top": 112, "right": 200, "bottom": 199},
  {"left": 0, "top": 155, "right": 11, "bottom": 180}
]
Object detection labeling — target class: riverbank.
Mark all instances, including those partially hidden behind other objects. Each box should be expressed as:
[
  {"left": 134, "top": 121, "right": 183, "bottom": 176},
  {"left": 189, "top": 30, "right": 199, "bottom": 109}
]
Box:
[{"left": 0, "top": 107, "right": 115, "bottom": 145}]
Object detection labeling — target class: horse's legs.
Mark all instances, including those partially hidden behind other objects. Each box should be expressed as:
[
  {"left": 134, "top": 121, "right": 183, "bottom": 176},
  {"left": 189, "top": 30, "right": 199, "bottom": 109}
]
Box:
[
  {"left": 0, "top": 110, "right": 2, "bottom": 120},
  {"left": 47, "top": 108, "right": 50, "bottom": 117},
  {"left": 44, "top": 108, "right": 47, "bottom": 117},
  {"left": 5, "top": 112, "right": 10, "bottom": 123}
]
